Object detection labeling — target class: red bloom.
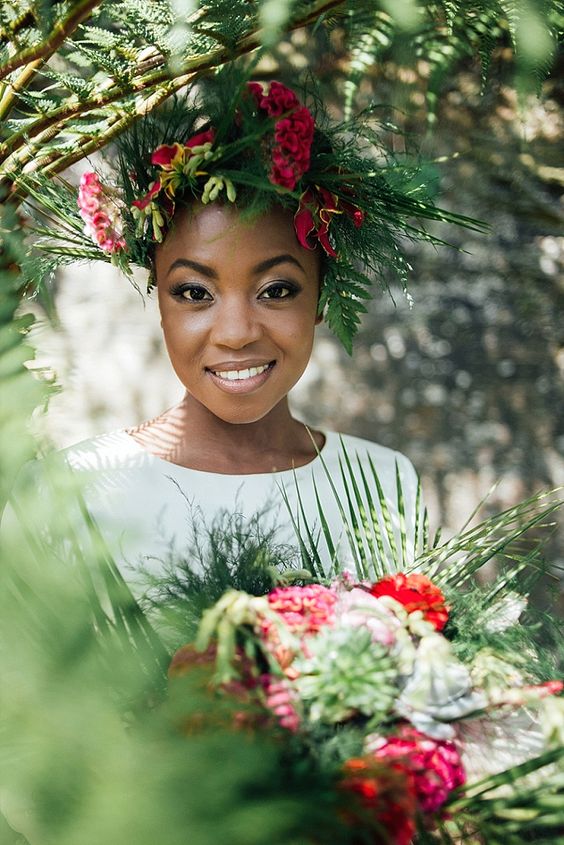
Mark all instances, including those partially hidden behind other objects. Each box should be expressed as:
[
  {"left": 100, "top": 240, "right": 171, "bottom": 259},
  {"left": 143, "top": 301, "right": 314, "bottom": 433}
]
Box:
[
  {"left": 185, "top": 128, "right": 215, "bottom": 148},
  {"left": 247, "top": 81, "right": 315, "bottom": 191},
  {"left": 340, "top": 757, "right": 417, "bottom": 845},
  {"left": 294, "top": 188, "right": 338, "bottom": 258},
  {"left": 369, "top": 725, "right": 466, "bottom": 814},
  {"left": 369, "top": 573, "right": 449, "bottom": 631},
  {"left": 131, "top": 179, "right": 162, "bottom": 211},
  {"left": 270, "top": 105, "right": 314, "bottom": 189},
  {"left": 259, "top": 80, "right": 300, "bottom": 117},
  {"left": 151, "top": 143, "right": 183, "bottom": 167}
]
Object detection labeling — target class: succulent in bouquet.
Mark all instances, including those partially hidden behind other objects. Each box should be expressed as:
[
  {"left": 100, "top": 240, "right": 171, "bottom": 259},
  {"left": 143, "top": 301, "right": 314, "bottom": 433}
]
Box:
[{"left": 161, "top": 449, "right": 564, "bottom": 844}]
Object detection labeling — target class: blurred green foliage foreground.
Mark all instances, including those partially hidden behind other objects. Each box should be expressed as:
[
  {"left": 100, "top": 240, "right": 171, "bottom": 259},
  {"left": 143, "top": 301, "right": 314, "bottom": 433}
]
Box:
[
  {"left": 0, "top": 211, "right": 343, "bottom": 845},
  {"left": 1, "top": 2, "right": 562, "bottom": 842}
]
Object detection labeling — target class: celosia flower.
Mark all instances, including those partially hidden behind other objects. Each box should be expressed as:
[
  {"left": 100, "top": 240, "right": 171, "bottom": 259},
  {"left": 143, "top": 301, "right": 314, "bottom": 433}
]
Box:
[
  {"left": 266, "top": 584, "right": 337, "bottom": 634},
  {"left": 261, "top": 675, "right": 301, "bottom": 732},
  {"left": 257, "top": 584, "right": 336, "bottom": 677},
  {"left": 366, "top": 724, "right": 466, "bottom": 814},
  {"left": 77, "top": 172, "right": 125, "bottom": 254},
  {"left": 249, "top": 81, "right": 315, "bottom": 191},
  {"left": 369, "top": 573, "right": 449, "bottom": 631},
  {"left": 340, "top": 756, "right": 417, "bottom": 845}
]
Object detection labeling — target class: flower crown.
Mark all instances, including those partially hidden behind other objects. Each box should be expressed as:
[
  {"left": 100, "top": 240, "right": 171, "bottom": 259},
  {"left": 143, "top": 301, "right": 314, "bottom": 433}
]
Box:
[
  {"left": 78, "top": 81, "right": 363, "bottom": 264},
  {"left": 33, "top": 69, "right": 482, "bottom": 352}
]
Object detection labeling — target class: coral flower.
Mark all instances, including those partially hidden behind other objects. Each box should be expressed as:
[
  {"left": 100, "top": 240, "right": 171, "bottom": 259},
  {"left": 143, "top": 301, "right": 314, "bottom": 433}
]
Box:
[
  {"left": 369, "top": 573, "right": 449, "bottom": 631},
  {"left": 340, "top": 756, "right": 417, "bottom": 845}
]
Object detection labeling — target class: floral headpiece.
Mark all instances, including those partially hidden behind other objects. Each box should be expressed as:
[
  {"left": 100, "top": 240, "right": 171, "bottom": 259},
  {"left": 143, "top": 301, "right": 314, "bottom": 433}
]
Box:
[{"left": 32, "top": 70, "right": 483, "bottom": 352}]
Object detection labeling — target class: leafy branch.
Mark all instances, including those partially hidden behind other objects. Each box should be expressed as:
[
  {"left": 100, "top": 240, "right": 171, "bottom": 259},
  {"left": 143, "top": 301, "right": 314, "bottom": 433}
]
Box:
[{"left": 0, "top": 0, "right": 101, "bottom": 80}]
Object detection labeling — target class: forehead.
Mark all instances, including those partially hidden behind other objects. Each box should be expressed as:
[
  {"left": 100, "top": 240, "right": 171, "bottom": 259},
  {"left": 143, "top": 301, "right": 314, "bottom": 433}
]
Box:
[{"left": 155, "top": 202, "right": 320, "bottom": 279}]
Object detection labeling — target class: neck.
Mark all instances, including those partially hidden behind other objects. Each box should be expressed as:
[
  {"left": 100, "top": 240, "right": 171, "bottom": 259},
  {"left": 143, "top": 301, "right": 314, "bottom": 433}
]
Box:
[{"left": 129, "top": 393, "right": 323, "bottom": 474}]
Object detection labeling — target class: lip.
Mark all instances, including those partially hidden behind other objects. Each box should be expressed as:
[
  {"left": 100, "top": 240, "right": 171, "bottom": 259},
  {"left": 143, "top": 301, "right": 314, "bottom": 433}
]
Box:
[
  {"left": 207, "top": 361, "right": 276, "bottom": 394},
  {"left": 206, "top": 359, "right": 275, "bottom": 371}
]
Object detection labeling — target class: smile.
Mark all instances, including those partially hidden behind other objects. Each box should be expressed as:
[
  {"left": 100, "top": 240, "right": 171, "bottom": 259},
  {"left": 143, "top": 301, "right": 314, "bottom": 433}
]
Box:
[
  {"left": 211, "top": 363, "right": 270, "bottom": 381},
  {"left": 206, "top": 361, "right": 276, "bottom": 394}
]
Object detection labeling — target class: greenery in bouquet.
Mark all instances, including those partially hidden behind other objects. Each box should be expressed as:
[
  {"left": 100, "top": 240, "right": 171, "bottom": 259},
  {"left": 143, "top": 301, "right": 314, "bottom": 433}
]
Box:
[{"left": 140, "top": 454, "right": 564, "bottom": 845}]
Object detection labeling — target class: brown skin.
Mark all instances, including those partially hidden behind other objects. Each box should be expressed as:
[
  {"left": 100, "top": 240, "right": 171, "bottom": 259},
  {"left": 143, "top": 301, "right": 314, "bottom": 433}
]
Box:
[{"left": 127, "top": 202, "right": 325, "bottom": 474}]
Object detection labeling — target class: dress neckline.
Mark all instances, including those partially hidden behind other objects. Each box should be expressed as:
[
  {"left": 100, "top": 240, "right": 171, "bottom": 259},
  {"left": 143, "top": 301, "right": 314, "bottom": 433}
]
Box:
[{"left": 117, "top": 428, "right": 334, "bottom": 479}]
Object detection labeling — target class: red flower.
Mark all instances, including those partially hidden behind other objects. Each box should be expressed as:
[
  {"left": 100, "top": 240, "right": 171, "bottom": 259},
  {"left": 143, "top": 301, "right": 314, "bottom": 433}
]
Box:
[
  {"left": 131, "top": 179, "right": 162, "bottom": 211},
  {"left": 151, "top": 143, "right": 183, "bottom": 167},
  {"left": 185, "top": 128, "right": 215, "bottom": 148},
  {"left": 369, "top": 573, "right": 449, "bottom": 631},
  {"left": 294, "top": 188, "right": 338, "bottom": 258},
  {"left": 340, "top": 757, "right": 417, "bottom": 845},
  {"left": 247, "top": 81, "right": 315, "bottom": 191},
  {"left": 259, "top": 80, "right": 300, "bottom": 117},
  {"left": 269, "top": 105, "right": 314, "bottom": 190},
  {"left": 368, "top": 725, "right": 466, "bottom": 814}
]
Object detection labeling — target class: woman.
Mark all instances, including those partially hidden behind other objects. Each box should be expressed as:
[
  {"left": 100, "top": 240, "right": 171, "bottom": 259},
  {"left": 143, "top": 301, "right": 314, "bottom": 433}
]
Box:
[{"left": 12, "top": 72, "right": 473, "bottom": 585}]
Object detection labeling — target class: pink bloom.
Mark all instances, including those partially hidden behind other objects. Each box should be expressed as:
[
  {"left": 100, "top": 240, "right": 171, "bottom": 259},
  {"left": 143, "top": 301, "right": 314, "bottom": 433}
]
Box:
[
  {"left": 267, "top": 584, "right": 337, "bottom": 634},
  {"left": 77, "top": 172, "right": 125, "bottom": 254},
  {"left": 257, "top": 584, "right": 337, "bottom": 675},
  {"left": 367, "top": 725, "right": 466, "bottom": 814},
  {"left": 262, "top": 675, "right": 301, "bottom": 732},
  {"left": 336, "top": 587, "right": 400, "bottom": 647}
]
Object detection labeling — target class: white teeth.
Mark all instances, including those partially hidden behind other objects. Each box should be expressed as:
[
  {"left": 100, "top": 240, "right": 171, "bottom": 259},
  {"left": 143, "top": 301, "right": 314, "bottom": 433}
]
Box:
[{"left": 213, "top": 363, "right": 270, "bottom": 381}]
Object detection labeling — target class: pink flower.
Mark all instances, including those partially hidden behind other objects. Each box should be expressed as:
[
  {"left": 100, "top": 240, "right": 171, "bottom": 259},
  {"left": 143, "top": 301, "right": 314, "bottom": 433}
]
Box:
[
  {"left": 336, "top": 587, "right": 400, "bottom": 647},
  {"left": 262, "top": 675, "right": 301, "bottom": 732},
  {"left": 257, "top": 584, "right": 337, "bottom": 676},
  {"left": 77, "top": 171, "right": 125, "bottom": 254},
  {"left": 267, "top": 584, "right": 337, "bottom": 634},
  {"left": 367, "top": 725, "right": 466, "bottom": 814}
]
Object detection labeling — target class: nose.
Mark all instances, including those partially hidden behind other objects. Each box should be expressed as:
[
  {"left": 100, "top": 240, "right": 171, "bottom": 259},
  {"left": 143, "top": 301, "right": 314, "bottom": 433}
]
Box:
[{"left": 208, "top": 295, "right": 263, "bottom": 349}]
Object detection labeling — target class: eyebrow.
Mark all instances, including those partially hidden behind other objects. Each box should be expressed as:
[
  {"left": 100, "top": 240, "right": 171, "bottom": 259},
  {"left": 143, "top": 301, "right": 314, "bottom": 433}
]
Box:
[{"left": 166, "top": 253, "right": 305, "bottom": 279}]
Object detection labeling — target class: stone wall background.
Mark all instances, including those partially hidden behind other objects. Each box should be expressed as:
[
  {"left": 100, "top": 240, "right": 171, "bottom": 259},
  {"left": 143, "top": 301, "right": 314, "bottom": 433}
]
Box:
[{"left": 26, "top": 57, "right": 563, "bottom": 605}]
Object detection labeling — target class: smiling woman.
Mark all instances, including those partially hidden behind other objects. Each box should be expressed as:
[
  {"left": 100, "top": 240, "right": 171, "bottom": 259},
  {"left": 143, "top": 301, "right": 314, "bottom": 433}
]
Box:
[
  {"left": 9, "top": 71, "right": 448, "bottom": 586},
  {"left": 135, "top": 202, "right": 324, "bottom": 472},
  {"left": 51, "top": 198, "right": 421, "bottom": 586}
]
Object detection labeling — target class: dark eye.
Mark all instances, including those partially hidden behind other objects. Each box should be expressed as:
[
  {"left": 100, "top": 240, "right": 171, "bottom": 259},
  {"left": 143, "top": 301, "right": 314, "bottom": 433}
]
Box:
[
  {"left": 172, "top": 284, "right": 212, "bottom": 302},
  {"left": 260, "top": 282, "right": 297, "bottom": 300}
]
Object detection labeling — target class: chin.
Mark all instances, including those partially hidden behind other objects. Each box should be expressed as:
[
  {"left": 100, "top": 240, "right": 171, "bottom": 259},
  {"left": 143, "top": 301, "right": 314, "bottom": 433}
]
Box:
[{"left": 212, "top": 404, "right": 276, "bottom": 425}]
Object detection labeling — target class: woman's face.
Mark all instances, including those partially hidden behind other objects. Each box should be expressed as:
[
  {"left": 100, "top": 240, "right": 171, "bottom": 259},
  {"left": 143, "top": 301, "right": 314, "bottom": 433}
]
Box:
[{"left": 155, "top": 202, "right": 321, "bottom": 425}]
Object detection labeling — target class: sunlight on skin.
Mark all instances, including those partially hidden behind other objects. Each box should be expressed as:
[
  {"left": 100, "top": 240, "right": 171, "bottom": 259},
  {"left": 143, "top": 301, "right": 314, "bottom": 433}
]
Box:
[{"left": 127, "top": 203, "right": 326, "bottom": 474}]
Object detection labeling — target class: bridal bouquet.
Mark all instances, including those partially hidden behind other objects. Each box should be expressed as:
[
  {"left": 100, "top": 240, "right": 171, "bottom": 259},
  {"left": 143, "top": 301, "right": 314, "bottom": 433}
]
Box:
[
  {"left": 151, "top": 448, "right": 564, "bottom": 845},
  {"left": 168, "top": 567, "right": 563, "bottom": 844}
]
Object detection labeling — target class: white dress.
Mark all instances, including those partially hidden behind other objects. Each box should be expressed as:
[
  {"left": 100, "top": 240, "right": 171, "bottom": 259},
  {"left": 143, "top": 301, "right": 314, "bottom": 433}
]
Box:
[{"left": 7, "top": 429, "right": 423, "bottom": 593}]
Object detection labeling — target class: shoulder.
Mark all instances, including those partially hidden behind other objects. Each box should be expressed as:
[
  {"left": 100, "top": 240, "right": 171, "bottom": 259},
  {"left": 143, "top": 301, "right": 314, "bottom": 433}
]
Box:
[{"left": 58, "top": 430, "right": 146, "bottom": 473}]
